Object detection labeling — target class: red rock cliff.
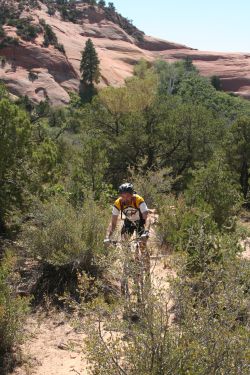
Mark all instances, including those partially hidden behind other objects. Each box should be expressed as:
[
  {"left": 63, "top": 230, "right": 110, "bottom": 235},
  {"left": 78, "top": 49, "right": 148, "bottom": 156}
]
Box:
[{"left": 0, "top": 1, "right": 249, "bottom": 105}]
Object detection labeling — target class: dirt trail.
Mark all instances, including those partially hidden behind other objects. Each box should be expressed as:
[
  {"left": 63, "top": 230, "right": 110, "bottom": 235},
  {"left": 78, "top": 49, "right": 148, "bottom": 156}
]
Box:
[
  {"left": 242, "top": 238, "right": 250, "bottom": 260},
  {"left": 12, "top": 213, "right": 174, "bottom": 375},
  {"left": 13, "top": 312, "right": 88, "bottom": 375}
]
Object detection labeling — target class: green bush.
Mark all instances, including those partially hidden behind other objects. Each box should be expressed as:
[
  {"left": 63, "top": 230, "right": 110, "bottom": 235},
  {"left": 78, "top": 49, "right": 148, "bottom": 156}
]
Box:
[
  {"left": 179, "top": 216, "right": 241, "bottom": 275},
  {"left": 12, "top": 18, "right": 42, "bottom": 41},
  {"left": 0, "top": 252, "right": 29, "bottom": 359},
  {"left": 156, "top": 196, "right": 212, "bottom": 249},
  {"left": 157, "top": 195, "right": 242, "bottom": 274},
  {"left": 0, "top": 25, "right": 5, "bottom": 37},
  {"left": 129, "top": 167, "right": 173, "bottom": 208},
  {"left": 186, "top": 157, "right": 243, "bottom": 228},
  {"left": 39, "top": 19, "right": 65, "bottom": 53},
  {"left": 84, "top": 255, "right": 249, "bottom": 375},
  {"left": 21, "top": 196, "right": 110, "bottom": 267},
  {"left": 47, "top": 5, "right": 56, "bottom": 16},
  {"left": 55, "top": 42, "right": 65, "bottom": 53},
  {"left": 171, "top": 260, "right": 249, "bottom": 375},
  {"left": 0, "top": 98, "right": 32, "bottom": 233},
  {"left": 41, "top": 21, "right": 57, "bottom": 47},
  {"left": 0, "top": 37, "right": 19, "bottom": 49}
]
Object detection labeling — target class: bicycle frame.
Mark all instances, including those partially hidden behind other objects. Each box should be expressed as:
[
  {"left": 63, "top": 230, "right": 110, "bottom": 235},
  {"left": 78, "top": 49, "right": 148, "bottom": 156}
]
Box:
[{"left": 110, "top": 236, "right": 151, "bottom": 307}]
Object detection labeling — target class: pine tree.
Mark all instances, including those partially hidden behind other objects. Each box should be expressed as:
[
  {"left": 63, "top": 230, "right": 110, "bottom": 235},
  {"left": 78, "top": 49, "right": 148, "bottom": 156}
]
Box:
[
  {"left": 108, "top": 2, "right": 116, "bottom": 11},
  {"left": 80, "top": 39, "right": 100, "bottom": 87},
  {"left": 211, "top": 75, "right": 222, "bottom": 91},
  {"left": 98, "top": 0, "right": 106, "bottom": 7}
]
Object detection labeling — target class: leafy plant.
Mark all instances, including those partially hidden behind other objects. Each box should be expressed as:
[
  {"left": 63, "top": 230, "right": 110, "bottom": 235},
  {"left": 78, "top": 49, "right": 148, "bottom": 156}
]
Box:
[
  {"left": 186, "top": 156, "right": 243, "bottom": 228},
  {"left": 0, "top": 252, "right": 29, "bottom": 360},
  {"left": 21, "top": 195, "right": 110, "bottom": 267}
]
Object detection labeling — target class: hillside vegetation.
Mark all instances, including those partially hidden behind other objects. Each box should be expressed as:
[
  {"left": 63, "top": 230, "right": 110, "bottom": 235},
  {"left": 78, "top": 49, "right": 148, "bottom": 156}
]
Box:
[{"left": 0, "top": 56, "right": 249, "bottom": 374}]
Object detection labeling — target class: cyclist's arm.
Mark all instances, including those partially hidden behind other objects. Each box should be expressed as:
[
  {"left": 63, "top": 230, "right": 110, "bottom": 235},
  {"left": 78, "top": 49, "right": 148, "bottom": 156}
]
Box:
[
  {"left": 142, "top": 211, "right": 150, "bottom": 231},
  {"left": 139, "top": 201, "right": 150, "bottom": 231},
  {"left": 107, "top": 207, "right": 119, "bottom": 238}
]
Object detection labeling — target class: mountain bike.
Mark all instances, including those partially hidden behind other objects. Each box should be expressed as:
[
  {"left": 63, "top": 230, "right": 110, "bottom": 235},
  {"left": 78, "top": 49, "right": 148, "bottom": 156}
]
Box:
[{"left": 108, "top": 235, "right": 151, "bottom": 310}]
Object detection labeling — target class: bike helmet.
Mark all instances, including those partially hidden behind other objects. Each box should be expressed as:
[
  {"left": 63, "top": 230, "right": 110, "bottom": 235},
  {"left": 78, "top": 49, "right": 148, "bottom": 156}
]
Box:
[{"left": 118, "top": 183, "right": 134, "bottom": 194}]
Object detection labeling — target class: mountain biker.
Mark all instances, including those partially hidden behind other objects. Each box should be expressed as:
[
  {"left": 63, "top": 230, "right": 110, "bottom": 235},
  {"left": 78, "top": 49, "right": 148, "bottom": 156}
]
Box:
[
  {"left": 104, "top": 183, "right": 150, "bottom": 243},
  {"left": 105, "top": 183, "right": 151, "bottom": 315}
]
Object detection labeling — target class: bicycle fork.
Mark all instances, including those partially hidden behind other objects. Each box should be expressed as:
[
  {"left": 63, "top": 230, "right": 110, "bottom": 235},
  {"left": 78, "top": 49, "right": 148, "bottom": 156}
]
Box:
[{"left": 134, "top": 243, "right": 151, "bottom": 305}]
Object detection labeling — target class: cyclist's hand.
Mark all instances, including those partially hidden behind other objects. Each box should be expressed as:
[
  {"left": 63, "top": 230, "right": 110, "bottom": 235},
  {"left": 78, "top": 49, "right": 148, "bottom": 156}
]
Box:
[
  {"left": 141, "top": 230, "right": 149, "bottom": 240},
  {"left": 103, "top": 238, "right": 111, "bottom": 246}
]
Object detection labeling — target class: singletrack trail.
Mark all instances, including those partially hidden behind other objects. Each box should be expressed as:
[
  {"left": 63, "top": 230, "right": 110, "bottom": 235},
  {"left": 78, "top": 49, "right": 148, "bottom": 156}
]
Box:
[
  {"left": 13, "top": 312, "right": 88, "bottom": 375},
  {"left": 12, "top": 212, "right": 175, "bottom": 375},
  {"left": 242, "top": 238, "right": 250, "bottom": 260}
]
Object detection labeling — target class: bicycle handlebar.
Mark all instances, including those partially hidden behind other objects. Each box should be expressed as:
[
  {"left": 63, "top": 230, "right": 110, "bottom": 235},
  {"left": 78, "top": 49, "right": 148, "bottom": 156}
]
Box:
[{"left": 104, "top": 237, "right": 146, "bottom": 246}]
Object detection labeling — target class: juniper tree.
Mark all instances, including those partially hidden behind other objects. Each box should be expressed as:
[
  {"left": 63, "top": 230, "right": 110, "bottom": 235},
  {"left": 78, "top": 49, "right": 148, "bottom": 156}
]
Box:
[
  {"left": 80, "top": 39, "right": 100, "bottom": 86},
  {"left": 108, "top": 2, "right": 116, "bottom": 11},
  {"left": 80, "top": 39, "right": 100, "bottom": 100},
  {"left": 98, "top": 0, "right": 106, "bottom": 7}
]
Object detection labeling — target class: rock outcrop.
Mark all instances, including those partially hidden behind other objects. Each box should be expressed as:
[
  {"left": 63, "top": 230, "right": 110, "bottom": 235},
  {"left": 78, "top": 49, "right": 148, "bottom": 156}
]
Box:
[{"left": 0, "top": 1, "right": 249, "bottom": 105}]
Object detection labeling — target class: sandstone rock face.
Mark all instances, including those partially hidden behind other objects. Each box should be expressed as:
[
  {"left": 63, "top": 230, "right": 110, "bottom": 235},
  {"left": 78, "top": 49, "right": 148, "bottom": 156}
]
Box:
[{"left": 0, "top": 1, "right": 249, "bottom": 105}]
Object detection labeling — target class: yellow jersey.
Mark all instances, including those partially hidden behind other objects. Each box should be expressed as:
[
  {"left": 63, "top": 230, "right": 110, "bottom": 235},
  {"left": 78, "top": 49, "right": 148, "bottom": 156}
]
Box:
[{"left": 112, "top": 194, "right": 148, "bottom": 222}]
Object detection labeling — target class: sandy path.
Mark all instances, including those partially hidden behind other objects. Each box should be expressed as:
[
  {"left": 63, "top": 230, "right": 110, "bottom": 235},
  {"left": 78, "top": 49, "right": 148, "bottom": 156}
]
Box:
[
  {"left": 242, "top": 237, "right": 250, "bottom": 260},
  {"left": 12, "top": 260, "right": 173, "bottom": 375},
  {"left": 12, "top": 312, "right": 89, "bottom": 375}
]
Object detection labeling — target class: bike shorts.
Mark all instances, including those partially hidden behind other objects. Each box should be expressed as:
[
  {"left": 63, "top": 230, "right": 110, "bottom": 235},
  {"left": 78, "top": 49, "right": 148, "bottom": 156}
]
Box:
[{"left": 121, "top": 219, "right": 145, "bottom": 237}]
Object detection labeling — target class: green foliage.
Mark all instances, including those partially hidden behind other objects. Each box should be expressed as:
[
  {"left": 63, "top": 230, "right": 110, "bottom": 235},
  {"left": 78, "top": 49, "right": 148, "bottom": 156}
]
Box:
[
  {"left": 154, "top": 59, "right": 183, "bottom": 95},
  {"left": 0, "top": 36, "right": 19, "bottom": 49},
  {"left": 0, "top": 83, "right": 9, "bottom": 100},
  {"left": 55, "top": 42, "right": 65, "bottom": 53},
  {"left": 0, "top": 1, "right": 20, "bottom": 25},
  {"left": 129, "top": 167, "right": 173, "bottom": 208},
  {"left": 157, "top": 196, "right": 216, "bottom": 251},
  {"left": 177, "top": 71, "right": 250, "bottom": 120},
  {"left": 22, "top": 195, "right": 110, "bottom": 267},
  {"left": 0, "top": 99, "right": 32, "bottom": 232},
  {"left": 108, "top": 2, "right": 116, "bottom": 11},
  {"left": 0, "top": 252, "right": 29, "bottom": 358},
  {"left": 71, "top": 133, "right": 109, "bottom": 201},
  {"left": 42, "top": 22, "right": 57, "bottom": 47},
  {"left": 0, "top": 47, "right": 249, "bottom": 375},
  {"left": 98, "top": 0, "right": 106, "bottom": 7},
  {"left": 32, "top": 137, "right": 60, "bottom": 184},
  {"left": 224, "top": 116, "right": 250, "bottom": 200},
  {"left": 133, "top": 58, "right": 151, "bottom": 79},
  {"left": 14, "top": 18, "right": 42, "bottom": 41},
  {"left": 171, "top": 258, "right": 249, "bottom": 375},
  {"left": 47, "top": 5, "right": 56, "bottom": 16},
  {"left": 211, "top": 75, "right": 222, "bottom": 90},
  {"left": 178, "top": 72, "right": 217, "bottom": 104},
  {"left": 84, "top": 253, "right": 249, "bottom": 374},
  {"left": 153, "top": 59, "right": 198, "bottom": 95},
  {"left": 0, "top": 25, "right": 5, "bottom": 38},
  {"left": 80, "top": 38, "right": 100, "bottom": 87},
  {"left": 161, "top": 102, "right": 223, "bottom": 189},
  {"left": 40, "top": 19, "right": 65, "bottom": 52},
  {"left": 104, "top": 2, "right": 144, "bottom": 42},
  {"left": 180, "top": 216, "right": 240, "bottom": 275},
  {"left": 186, "top": 157, "right": 243, "bottom": 228}
]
